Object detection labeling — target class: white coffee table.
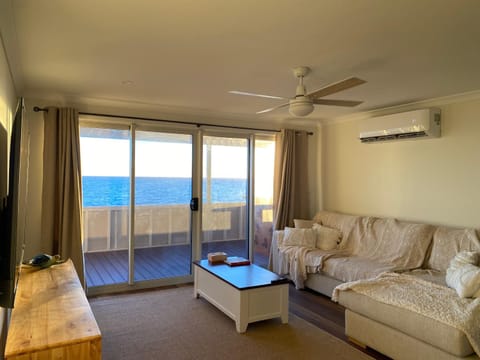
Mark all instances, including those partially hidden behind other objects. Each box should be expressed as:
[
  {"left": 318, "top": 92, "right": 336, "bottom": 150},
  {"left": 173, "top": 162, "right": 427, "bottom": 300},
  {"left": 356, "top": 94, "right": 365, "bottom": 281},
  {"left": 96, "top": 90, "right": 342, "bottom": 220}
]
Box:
[{"left": 193, "top": 260, "right": 289, "bottom": 333}]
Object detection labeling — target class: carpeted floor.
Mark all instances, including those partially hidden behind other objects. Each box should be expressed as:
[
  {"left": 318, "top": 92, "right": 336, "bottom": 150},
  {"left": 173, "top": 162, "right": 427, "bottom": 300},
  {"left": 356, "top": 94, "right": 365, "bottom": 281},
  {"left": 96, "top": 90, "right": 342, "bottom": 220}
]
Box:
[{"left": 89, "top": 285, "right": 372, "bottom": 360}]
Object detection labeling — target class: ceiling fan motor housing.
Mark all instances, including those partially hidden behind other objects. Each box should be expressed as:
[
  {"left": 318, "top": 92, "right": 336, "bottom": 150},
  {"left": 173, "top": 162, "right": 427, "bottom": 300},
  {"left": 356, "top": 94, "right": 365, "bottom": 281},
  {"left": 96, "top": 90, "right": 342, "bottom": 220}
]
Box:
[{"left": 289, "top": 96, "right": 314, "bottom": 117}]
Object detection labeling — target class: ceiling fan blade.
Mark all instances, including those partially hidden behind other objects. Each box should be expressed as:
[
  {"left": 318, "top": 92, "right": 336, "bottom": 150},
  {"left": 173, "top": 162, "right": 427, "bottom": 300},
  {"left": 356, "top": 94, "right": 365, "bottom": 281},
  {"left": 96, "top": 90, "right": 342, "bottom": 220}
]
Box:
[
  {"left": 256, "top": 103, "right": 289, "bottom": 114},
  {"left": 312, "top": 99, "right": 363, "bottom": 107},
  {"left": 228, "top": 90, "right": 287, "bottom": 100},
  {"left": 308, "top": 77, "right": 366, "bottom": 99}
]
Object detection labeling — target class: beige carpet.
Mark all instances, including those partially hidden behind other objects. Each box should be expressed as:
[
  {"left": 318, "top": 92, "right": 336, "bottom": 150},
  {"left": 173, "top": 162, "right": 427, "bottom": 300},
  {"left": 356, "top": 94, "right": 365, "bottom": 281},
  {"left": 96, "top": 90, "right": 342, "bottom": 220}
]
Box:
[{"left": 89, "top": 285, "right": 372, "bottom": 360}]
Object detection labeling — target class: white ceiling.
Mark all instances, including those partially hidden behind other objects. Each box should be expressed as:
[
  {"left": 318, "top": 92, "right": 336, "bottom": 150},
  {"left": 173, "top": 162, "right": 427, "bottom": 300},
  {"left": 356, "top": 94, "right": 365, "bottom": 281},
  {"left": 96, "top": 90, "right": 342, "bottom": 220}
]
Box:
[{"left": 3, "top": 0, "right": 480, "bottom": 124}]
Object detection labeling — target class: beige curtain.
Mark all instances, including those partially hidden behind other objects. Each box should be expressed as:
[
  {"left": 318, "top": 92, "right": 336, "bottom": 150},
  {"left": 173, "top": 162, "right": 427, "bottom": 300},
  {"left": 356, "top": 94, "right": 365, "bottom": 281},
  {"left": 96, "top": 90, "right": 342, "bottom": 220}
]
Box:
[
  {"left": 41, "top": 107, "right": 84, "bottom": 286},
  {"left": 273, "top": 129, "right": 310, "bottom": 230}
]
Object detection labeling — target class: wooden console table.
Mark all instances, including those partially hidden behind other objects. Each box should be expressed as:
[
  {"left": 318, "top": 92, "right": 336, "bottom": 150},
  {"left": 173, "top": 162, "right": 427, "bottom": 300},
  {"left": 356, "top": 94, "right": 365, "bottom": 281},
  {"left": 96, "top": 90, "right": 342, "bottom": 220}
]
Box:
[{"left": 5, "top": 259, "right": 101, "bottom": 360}]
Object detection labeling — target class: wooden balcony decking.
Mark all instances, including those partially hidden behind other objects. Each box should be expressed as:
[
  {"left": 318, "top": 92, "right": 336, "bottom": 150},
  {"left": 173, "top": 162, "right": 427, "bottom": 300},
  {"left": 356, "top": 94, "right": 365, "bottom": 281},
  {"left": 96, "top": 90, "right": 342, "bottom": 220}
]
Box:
[{"left": 84, "top": 240, "right": 269, "bottom": 288}]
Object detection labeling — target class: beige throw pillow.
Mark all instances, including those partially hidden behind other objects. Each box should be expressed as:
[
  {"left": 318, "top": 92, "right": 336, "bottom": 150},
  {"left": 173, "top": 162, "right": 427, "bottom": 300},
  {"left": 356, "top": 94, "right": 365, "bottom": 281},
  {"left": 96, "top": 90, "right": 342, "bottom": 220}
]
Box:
[
  {"left": 446, "top": 251, "right": 480, "bottom": 298},
  {"left": 313, "top": 224, "right": 342, "bottom": 250},
  {"left": 294, "top": 219, "right": 314, "bottom": 228},
  {"left": 282, "top": 227, "right": 316, "bottom": 248}
]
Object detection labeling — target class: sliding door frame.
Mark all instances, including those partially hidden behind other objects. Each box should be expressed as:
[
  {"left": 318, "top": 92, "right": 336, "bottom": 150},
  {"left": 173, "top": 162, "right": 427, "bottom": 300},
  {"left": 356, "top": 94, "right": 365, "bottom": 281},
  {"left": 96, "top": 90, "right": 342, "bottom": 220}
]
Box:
[
  {"left": 199, "top": 130, "right": 252, "bottom": 261},
  {"left": 131, "top": 122, "right": 200, "bottom": 289},
  {"left": 81, "top": 116, "right": 273, "bottom": 296},
  {"left": 128, "top": 123, "right": 135, "bottom": 285}
]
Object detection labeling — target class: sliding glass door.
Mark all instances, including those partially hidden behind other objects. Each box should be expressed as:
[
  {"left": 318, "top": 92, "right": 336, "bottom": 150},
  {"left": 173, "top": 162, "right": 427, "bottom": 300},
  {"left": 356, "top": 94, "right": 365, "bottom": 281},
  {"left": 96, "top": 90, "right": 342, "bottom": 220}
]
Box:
[
  {"left": 200, "top": 134, "right": 275, "bottom": 265},
  {"left": 80, "top": 124, "right": 195, "bottom": 292},
  {"left": 134, "top": 130, "right": 193, "bottom": 282},
  {"left": 80, "top": 126, "right": 131, "bottom": 287},
  {"left": 201, "top": 135, "right": 249, "bottom": 259},
  {"left": 80, "top": 120, "right": 276, "bottom": 294},
  {"left": 253, "top": 136, "right": 275, "bottom": 268}
]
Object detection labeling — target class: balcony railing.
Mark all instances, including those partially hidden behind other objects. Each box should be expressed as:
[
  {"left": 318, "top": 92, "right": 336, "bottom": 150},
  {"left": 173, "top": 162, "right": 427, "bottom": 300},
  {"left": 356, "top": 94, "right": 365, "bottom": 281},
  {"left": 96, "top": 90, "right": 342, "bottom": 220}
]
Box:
[
  {"left": 82, "top": 203, "right": 272, "bottom": 288},
  {"left": 83, "top": 202, "right": 271, "bottom": 260}
]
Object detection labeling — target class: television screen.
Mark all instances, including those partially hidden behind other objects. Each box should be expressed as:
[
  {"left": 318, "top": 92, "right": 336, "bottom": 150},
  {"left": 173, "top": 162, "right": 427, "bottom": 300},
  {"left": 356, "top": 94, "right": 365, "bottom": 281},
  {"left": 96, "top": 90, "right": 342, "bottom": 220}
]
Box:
[{"left": 0, "top": 98, "right": 26, "bottom": 308}]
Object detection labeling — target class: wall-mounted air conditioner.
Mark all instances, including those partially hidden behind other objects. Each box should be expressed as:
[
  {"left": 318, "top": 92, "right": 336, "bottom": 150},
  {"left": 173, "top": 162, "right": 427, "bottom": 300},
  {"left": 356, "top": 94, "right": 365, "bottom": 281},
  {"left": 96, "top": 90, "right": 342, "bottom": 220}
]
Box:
[{"left": 359, "top": 108, "right": 441, "bottom": 143}]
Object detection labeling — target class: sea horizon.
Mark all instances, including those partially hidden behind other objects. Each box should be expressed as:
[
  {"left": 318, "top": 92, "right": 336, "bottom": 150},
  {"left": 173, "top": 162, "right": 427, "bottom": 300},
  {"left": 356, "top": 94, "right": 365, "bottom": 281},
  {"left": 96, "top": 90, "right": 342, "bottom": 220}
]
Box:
[{"left": 82, "top": 175, "right": 247, "bottom": 207}]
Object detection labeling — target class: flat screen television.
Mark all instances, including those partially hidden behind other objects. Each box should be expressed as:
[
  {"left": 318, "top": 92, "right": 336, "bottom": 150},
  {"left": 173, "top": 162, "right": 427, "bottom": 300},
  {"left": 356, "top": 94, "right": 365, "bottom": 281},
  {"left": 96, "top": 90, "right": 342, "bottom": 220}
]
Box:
[{"left": 0, "top": 98, "right": 27, "bottom": 308}]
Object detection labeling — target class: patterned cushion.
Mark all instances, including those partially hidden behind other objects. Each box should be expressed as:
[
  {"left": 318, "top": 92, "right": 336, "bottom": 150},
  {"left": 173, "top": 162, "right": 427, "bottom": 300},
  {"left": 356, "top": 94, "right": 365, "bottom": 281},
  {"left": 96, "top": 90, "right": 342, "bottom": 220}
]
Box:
[
  {"left": 426, "top": 227, "right": 480, "bottom": 271},
  {"left": 282, "top": 227, "right": 316, "bottom": 248}
]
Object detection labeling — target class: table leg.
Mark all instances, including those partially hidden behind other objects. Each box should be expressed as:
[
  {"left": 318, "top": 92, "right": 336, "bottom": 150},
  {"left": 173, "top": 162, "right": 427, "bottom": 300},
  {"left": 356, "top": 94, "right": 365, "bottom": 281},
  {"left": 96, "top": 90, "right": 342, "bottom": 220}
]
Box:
[
  {"left": 280, "top": 285, "right": 289, "bottom": 324},
  {"left": 236, "top": 291, "right": 249, "bottom": 333},
  {"left": 193, "top": 267, "right": 199, "bottom": 298},
  {"left": 236, "top": 320, "right": 248, "bottom": 333}
]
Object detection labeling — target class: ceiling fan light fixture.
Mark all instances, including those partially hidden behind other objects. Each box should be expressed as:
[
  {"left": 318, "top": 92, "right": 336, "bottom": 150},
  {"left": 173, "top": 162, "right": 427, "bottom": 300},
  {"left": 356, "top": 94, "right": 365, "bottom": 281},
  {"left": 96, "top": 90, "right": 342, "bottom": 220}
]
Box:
[{"left": 289, "top": 97, "right": 314, "bottom": 117}]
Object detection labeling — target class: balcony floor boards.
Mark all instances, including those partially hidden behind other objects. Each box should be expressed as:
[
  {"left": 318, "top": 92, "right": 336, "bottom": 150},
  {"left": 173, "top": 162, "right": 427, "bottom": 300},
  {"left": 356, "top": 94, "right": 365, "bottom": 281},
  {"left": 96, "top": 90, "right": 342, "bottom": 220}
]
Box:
[{"left": 84, "top": 240, "right": 268, "bottom": 288}]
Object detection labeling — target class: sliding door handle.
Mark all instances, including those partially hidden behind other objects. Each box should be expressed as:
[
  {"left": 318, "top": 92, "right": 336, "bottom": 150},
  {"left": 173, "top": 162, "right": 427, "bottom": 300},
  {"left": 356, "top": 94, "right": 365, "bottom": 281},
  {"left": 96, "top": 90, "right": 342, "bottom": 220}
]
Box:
[{"left": 190, "top": 197, "right": 199, "bottom": 211}]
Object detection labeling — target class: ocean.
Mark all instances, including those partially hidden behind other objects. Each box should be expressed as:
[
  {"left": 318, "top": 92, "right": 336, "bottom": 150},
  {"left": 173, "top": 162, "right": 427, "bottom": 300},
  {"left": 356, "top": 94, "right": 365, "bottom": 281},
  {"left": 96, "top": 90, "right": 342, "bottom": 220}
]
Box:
[{"left": 82, "top": 176, "right": 247, "bottom": 207}]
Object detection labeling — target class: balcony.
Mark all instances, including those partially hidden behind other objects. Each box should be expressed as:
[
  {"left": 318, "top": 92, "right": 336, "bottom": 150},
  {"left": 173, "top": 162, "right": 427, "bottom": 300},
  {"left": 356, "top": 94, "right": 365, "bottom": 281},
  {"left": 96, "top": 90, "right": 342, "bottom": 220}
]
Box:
[{"left": 83, "top": 203, "right": 272, "bottom": 288}]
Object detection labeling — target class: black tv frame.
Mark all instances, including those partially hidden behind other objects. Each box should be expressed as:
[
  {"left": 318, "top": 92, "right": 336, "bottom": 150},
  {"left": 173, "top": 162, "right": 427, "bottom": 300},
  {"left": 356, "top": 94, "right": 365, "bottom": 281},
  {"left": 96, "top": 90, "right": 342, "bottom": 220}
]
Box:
[{"left": 0, "top": 98, "right": 26, "bottom": 308}]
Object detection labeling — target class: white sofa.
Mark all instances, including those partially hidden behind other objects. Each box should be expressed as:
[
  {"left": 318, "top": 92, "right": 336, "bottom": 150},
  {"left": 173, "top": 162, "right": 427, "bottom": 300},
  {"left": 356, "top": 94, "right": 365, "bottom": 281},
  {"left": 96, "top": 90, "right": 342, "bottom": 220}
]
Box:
[{"left": 270, "top": 211, "right": 480, "bottom": 360}]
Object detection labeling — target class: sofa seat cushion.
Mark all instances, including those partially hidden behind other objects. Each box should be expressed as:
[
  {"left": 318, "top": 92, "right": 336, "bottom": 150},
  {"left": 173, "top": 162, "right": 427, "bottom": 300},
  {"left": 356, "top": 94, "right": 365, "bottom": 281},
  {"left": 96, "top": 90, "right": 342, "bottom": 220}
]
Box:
[
  {"left": 304, "top": 271, "right": 344, "bottom": 297},
  {"left": 338, "top": 290, "right": 473, "bottom": 357},
  {"left": 322, "top": 255, "right": 396, "bottom": 282},
  {"left": 402, "top": 269, "right": 447, "bottom": 287}
]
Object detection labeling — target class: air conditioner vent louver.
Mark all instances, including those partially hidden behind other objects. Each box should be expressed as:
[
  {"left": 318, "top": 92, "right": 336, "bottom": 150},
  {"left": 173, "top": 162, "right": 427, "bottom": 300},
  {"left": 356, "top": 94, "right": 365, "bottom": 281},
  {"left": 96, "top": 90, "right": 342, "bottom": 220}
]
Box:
[
  {"left": 360, "top": 131, "right": 427, "bottom": 143},
  {"left": 397, "top": 131, "right": 427, "bottom": 139},
  {"left": 359, "top": 108, "right": 440, "bottom": 143}
]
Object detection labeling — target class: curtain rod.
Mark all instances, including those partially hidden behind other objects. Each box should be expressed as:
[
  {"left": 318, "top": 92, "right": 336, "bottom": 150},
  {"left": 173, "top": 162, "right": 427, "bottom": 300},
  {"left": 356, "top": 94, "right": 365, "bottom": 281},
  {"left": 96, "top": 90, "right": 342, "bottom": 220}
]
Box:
[{"left": 33, "top": 106, "right": 313, "bottom": 135}]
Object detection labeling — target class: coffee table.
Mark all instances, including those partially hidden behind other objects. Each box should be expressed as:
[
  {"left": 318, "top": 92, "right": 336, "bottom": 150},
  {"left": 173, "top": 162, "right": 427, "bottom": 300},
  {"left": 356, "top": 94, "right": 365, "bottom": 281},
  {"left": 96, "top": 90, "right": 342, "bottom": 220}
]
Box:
[{"left": 193, "top": 260, "right": 289, "bottom": 333}]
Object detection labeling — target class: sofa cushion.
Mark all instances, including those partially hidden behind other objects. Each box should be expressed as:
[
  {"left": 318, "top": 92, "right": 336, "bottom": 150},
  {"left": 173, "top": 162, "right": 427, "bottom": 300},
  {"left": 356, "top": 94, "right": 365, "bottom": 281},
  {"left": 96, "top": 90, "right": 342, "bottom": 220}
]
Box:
[
  {"left": 282, "top": 227, "right": 316, "bottom": 248},
  {"left": 312, "top": 224, "right": 341, "bottom": 250},
  {"left": 349, "top": 217, "right": 435, "bottom": 271},
  {"left": 322, "top": 255, "right": 396, "bottom": 282},
  {"left": 446, "top": 252, "right": 480, "bottom": 298},
  {"left": 447, "top": 263, "right": 480, "bottom": 298},
  {"left": 293, "top": 219, "right": 314, "bottom": 228},
  {"left": 426, "top": 227, "right": 480, "bottom": 271},
  {"left": 312, "top": 211, "right": 360, "bottom": 248},
  {"left": 338, "top": 290, "right": 474, "bottom": 357},
  {"left": 402, "top": 269, "right": 447, "bottom": 287}
]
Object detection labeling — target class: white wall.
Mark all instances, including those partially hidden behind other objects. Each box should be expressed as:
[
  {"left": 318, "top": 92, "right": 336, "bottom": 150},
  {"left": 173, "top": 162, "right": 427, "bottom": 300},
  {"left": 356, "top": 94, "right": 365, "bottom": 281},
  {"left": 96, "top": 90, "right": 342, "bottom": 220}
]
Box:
[
  {"left": 0, "top": 35, "right": 18, "bottom": 360},
  {"left": 321, "top": 96, "right": 480, "bottom": 228}
]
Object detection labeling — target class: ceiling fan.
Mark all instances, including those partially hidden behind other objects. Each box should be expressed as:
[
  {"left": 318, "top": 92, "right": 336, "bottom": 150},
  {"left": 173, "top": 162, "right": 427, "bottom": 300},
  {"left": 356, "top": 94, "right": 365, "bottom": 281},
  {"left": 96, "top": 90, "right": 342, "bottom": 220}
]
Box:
[{"left": 229, "top": 66, "right": 366, "bottom": 117}]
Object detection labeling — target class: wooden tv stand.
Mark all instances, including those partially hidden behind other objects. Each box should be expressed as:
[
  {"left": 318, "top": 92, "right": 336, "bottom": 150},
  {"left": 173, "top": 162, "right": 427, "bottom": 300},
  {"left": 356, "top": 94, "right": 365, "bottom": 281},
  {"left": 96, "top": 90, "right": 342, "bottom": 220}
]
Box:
[{"left": 5, "top": 259, "right": 101, "bottom": 359}]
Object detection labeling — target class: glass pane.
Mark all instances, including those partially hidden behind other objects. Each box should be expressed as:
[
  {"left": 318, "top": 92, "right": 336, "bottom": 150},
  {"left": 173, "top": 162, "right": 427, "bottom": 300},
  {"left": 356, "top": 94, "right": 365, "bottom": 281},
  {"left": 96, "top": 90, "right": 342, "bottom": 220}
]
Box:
[
  {"left": 134, "top": 131, "right": 193, "bottom": 282},
  {"left": 80, "top": 127, "right": 130, "bottom": 287},
  {"left": 202, "top": 136, "right": 248, "bottom": 259},
  {"left": 253, "top": 137, "right": 275, "bottom": 268}
]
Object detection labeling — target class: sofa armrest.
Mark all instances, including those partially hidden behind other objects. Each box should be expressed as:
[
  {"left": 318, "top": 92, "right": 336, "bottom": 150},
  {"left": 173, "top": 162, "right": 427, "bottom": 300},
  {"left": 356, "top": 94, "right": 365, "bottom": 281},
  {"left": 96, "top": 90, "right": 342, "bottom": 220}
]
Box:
[{"left": 269, "top": 230, "right": 284, "bottom": 273}]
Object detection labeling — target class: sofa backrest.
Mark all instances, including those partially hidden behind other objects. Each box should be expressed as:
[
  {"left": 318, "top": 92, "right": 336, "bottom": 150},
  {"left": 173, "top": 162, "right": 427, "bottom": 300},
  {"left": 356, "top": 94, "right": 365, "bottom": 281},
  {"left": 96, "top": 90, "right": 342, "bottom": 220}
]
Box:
[
  {"left": 425, "top": 227, "right": 480, "bottom": 271},
  {"left": 351, "top": 217, "right": 435, "bottom": 270},
  {"left": 312, "top": 211, "right": 360, "bottom": 249},
  {"left": 312, "top": 211, "right": 480, "bottom": 272},
  {"left": 314, "top": 211, "right": 435, "bottom": 270}
]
